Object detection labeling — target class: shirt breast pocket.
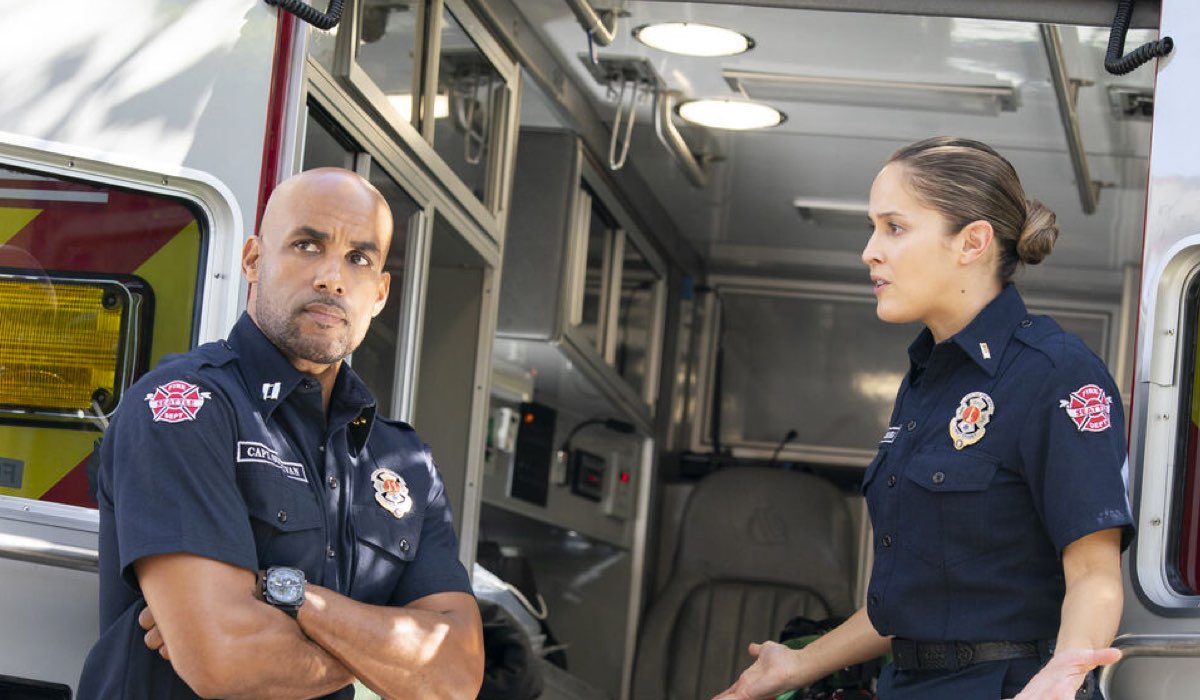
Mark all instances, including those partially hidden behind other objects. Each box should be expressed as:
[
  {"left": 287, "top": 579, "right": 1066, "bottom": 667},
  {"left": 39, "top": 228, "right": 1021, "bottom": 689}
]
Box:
[
  {"left": 238, "top": 468, "right": 323, "bottom": 570},
  {"left": 350, "top": 504, "right": 422, "bottom": 603},
  {"left": 903, "top": 448, "right": 1001, "bottom": 568}
]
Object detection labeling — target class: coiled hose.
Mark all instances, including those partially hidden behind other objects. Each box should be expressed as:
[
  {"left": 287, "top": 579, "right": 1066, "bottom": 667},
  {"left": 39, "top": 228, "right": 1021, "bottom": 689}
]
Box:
[
  {"left": 265, "top": 0, "right": 345, "bottom": 31},
  {"left": 1105, "top": 0, "right": 1173, "bottom": 75}
]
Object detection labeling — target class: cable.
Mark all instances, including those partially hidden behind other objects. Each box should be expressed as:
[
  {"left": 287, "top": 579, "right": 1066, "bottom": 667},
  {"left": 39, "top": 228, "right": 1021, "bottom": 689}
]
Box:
[
  {"left": 768, "top": 429, "right": 798, "bottom": 468},
  {"left": 557, "top": 418, "right": 636, "bottom": 460},
  {"left": 264, "top": 0, "right": 344, "bottom": 31},
  {"left": 1104, "top": 0, "right": 1173, "bottom": 76}
]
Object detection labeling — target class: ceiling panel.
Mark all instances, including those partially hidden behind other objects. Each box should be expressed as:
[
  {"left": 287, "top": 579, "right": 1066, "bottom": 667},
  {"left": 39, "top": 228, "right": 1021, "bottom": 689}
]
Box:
[{"left": 512, "top": 1, "right": 1157, "bottom": 287}]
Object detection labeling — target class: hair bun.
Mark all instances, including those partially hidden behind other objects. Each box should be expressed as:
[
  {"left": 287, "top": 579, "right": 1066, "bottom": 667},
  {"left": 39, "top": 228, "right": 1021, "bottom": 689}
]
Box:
[{"left": 1017, "top": 199, "right": 1059, "bottom": 265}]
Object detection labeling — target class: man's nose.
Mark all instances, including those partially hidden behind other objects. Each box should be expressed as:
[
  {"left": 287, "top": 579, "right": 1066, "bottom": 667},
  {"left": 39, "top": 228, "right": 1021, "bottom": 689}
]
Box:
[{"left": 313, "top": 257, "right": 345, "bottom": 295}]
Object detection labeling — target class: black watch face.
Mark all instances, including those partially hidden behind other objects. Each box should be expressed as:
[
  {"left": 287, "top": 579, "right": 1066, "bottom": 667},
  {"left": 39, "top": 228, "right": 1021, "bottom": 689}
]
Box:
[{"left": 266, "top": 568, "right": 305, "bottom": 606}]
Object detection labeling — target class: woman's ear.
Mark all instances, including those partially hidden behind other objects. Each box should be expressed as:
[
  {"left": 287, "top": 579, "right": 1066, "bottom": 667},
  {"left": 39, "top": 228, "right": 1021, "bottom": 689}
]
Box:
[{"left": 959, "top": 220, "right": 995, "bottom": 266}]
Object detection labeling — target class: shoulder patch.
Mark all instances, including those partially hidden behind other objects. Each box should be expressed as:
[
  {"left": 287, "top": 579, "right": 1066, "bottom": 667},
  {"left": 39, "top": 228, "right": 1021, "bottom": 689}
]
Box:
[
  {"left": 1059, "top": 383, "right": 1112, "bottom": 432},
  {"left": 145, "top": 380, "right": 211, "bottom": 423}
]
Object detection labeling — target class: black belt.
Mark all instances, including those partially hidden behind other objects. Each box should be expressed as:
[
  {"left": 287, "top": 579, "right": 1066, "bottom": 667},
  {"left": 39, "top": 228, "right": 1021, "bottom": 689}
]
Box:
[{"left": 891, "top": 638, "right": 1049, "bottom": 671}]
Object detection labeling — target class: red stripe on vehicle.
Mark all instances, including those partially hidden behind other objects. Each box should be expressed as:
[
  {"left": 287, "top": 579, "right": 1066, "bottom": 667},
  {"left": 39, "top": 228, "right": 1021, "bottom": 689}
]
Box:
[
  {"left": 39, "top": 456, "right": 97, "bottom": 509},
  {"left": 1, "top": 189, "right": 195, "bottom": 273}
]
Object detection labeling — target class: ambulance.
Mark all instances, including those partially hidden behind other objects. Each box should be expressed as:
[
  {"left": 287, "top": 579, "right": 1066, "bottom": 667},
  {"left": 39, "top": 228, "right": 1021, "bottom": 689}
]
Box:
[{"left": 0, "top": 0, "right": 1195, "bottom": 697}]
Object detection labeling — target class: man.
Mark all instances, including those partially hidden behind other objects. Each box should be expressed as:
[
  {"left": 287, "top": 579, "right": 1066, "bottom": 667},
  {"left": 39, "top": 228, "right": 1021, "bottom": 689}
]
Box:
[{"left": 78, "top": 168, "right": 484, "bottom": 698}]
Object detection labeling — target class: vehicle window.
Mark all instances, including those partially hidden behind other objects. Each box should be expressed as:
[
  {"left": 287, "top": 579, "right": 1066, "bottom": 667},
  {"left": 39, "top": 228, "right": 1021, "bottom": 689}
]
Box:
[
  {"left": 0, "top": 165, "right": 205, "bottom": 508},
  {"left": 1171, "top": 277, "right": 1200, "bottom": 593}
]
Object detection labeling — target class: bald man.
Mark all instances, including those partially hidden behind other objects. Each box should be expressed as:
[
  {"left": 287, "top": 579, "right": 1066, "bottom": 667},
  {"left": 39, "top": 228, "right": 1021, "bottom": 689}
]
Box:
[{"left": 79, "top": 169, "right": 484, "bottom": 699}]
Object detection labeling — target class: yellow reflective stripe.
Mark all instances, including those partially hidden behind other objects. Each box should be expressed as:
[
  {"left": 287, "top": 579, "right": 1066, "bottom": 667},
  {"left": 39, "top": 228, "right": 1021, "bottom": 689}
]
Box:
[
  {"left": 0, "top": 426, "right": 94, "bottom": 500},
  {"left": 0, "top": 207, "right": 40, "bottom": 246},
  {"left": 134, "top": 220, "right": 202, "bottom": 368}
]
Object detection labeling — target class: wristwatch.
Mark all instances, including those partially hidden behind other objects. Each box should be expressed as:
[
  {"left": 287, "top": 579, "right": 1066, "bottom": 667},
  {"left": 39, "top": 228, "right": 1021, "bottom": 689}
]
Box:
[{"left": 261, "top": 566, "right": 306, "bottom": 618}]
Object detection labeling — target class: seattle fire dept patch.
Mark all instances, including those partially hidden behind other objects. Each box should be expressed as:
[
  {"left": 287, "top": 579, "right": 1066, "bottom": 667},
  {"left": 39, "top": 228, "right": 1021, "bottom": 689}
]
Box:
[
  {"left": 949, "top": 391, "right": 994, "bottom": 450},
  {"left": 1059, "top": 383, "right": 1112, "bottom": 432},
  {"left": 145, "top": 380, "right": 211, "bottom": 423},
  {"left": 371, "top": 468, "right": 413, "bottom": 519}
]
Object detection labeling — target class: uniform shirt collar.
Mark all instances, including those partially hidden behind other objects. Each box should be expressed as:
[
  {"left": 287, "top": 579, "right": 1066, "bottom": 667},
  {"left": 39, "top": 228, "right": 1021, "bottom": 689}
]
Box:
[
  {"left": 905, "top": 284, "right": 1028, "bottom": 377},
  {"left": 226, "top": 314, "right": 376, "bottom": 448},
  {"left": 950, "top": 284, "right": 1028, "bottom": 376}
]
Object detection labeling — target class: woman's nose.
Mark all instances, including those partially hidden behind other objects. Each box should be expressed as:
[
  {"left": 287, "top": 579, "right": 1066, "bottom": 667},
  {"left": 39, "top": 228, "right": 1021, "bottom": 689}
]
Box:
[{"left": 862, "top": 230, "right": 882, "bottom": 267}]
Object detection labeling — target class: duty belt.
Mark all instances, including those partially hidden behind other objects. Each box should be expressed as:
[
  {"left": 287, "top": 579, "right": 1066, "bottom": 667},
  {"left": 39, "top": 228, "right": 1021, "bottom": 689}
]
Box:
[{"left": 890, "top": 638, "right": 1048, "bottom": 672}]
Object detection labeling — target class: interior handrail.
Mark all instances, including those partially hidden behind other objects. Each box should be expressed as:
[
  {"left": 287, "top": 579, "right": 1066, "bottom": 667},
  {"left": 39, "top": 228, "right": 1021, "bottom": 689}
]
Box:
[
  {"left": 563, "top": 0, "right": 618, "bottom": 46},
  {"left": 654, "top": 90, "right": 708, "bottom": 189},
  {"left": 1040, "top": 23, "right": 1099, "bottom": 215},
  {"left": 1098, "top": 634, "right": 1200, "bottom": 698},
  {"left": 0, "top": 532, "right": 99, "bottom": 573}
]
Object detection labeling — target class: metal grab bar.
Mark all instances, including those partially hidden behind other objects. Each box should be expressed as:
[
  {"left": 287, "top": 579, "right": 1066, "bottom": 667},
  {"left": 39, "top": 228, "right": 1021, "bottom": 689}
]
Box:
[
  {"left": 0, "top": 533, "right": 99, "bottom": 573},
  {"left": 654, "top": 90, "right": 708, "bottom": 189},
  {"left": 1040, "top": 24, "right": 1100, "bottom": 215},
  {"left": 1099, "top": 634, "right": 1200, "bottom": 698},
  {"left": 563, "top": 0, "right": 618, "bottom": 46}
]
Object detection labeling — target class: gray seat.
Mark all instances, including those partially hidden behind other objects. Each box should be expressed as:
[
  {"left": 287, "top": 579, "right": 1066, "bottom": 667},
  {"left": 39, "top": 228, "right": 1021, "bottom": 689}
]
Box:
[{"left": 632, "top": 467, "right": 857, "bottom": 700}]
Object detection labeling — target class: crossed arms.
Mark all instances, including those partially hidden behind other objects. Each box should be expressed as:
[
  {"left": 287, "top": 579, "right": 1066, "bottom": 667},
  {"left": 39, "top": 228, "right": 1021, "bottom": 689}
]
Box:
[{"left": 135, "top": 554, "right": 484, "bottom": 699}]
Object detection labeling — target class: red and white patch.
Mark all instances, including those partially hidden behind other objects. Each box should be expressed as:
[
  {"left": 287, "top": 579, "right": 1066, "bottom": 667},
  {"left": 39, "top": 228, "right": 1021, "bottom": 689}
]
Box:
[
  {"left": 1059, "top": 384, "right": 1112, "bottom": 433},
  {"left": 145, "top": 380, "right": 211, "bottom": 423}
]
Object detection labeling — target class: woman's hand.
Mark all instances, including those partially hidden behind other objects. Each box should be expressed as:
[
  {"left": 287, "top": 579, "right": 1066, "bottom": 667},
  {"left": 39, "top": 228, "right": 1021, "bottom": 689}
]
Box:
[
  {"left": 1004, "top": 647, "right": 1120, "bottom": 700},
  {"left": 710, "top": 640, "right": 801, "bottom": 700}
]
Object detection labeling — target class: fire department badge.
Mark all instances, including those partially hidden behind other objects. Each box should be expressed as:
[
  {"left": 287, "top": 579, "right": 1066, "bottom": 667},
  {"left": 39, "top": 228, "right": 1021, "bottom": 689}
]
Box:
[
  {"left": 949, "top": 391, "right": 994, "bottom": 450},
  {"left": 371, "top": 468, "right": 412, "bottom": 519},
  {"left": 1059, "top": 384, "right": 1112, "bottom": 432},
  {"left": 145, "top": 380, "right": 211, "bottom": 423}
]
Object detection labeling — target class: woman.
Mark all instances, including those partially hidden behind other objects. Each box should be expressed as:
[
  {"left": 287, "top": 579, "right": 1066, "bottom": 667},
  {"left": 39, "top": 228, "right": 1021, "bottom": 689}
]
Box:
[{"left": 713, "top": 137, "right": 1133, "bottom": 700}]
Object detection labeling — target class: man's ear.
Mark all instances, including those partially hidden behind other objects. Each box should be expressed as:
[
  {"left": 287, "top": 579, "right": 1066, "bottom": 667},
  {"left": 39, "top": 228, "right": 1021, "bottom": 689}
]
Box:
[
  {"left": 959, "top": 220, "right": 994, "bottom": 266},
  {"left": 242, "top": 236, "right": 261, "bottom": 282},
  {"left": 372, "top": 271, "right": 391, "bottom": 318}
]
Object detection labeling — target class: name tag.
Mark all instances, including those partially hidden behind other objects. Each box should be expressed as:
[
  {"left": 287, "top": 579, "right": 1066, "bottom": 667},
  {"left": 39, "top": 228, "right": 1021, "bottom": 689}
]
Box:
[
  {"left": 880, "top": 426, "right": 901, "bottom": 444},
  {"left": 237, "top": 441, "right": 307, "bottom": 483}
]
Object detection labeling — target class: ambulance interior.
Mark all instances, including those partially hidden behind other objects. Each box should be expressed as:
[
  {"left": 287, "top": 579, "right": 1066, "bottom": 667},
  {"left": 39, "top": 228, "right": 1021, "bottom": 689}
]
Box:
[
  {"left": 0, "top": 1, "right": 1178, "bottom": 698},
  {"left": 470, "top": 2, "right": 1158, "bottom": 699}
]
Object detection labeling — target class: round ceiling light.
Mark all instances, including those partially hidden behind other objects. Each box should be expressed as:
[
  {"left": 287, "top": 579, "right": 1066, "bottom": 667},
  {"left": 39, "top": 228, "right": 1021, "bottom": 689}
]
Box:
[
  {"left": 633, "top": 22, "right": 754, "bottom": 57},
  {"left": 676, "top": 98, "right": 786, "bottom": 130}
]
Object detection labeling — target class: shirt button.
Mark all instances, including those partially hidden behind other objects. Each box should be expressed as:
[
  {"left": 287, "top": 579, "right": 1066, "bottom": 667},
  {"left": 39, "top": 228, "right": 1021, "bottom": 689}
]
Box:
[
  {"left": 882, "top": 535, "right": 893, "bottom": 547},
  {"left": 932, "top": 471, "right": 946, "bottom": 485},
  {"left": 906, "top": 420, "right": 917, "bottom": 431},
  {"left": 326, "top": 546, "right": 336, "bottom": 559},
  {"left": 327, "top": 476, "right": 338, "bottom": 489},
  {"left": 399, "top": 539, "right": 411, "bottom": 553},
  {"left": 1020, "top": 318, "right": 1033, "bottom": 328},
  {"left": 318, "top": 445, "right": 325, "bottom": 453},
  {"left": 276, "top": 510, "right": 288, "bottom": 523},
  {"left": 869, "top": 594, "right": 880, "bottom": 606},
  {"left": 887, "top": 474, "right": 897, "bottom": 487}
]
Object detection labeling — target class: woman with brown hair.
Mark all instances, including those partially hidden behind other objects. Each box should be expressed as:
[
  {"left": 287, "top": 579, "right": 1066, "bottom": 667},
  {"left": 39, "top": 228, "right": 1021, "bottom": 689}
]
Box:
[{"left": 714, "top": 137, "right": 1133, "bottom": 700}]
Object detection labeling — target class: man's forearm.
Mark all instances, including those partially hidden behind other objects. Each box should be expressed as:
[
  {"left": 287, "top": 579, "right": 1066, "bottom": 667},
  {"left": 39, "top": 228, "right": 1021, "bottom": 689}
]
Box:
[
  {"left": 152, "top": 606, "right": 354, "bottom": 700},
  {"left": 136, "top": 555, "right": 355, "bottom": 700},
  {"left": 297, "top": 585, "right": 483, "bottom": 699}
]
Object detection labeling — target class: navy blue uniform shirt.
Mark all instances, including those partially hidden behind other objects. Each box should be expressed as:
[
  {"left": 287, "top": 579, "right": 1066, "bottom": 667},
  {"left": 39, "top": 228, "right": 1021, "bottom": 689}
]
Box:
[
  {"left": 863, "top": 285, "right": 1134, "bottom": 698},
  {"left": 78, "top": 314, "right": 471, "bottom": 698}
]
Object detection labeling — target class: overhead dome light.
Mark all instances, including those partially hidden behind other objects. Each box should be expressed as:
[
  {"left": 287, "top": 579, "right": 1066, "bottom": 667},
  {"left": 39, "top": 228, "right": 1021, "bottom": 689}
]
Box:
[
  {"left": 386, "top": 93, "right": 450, "bottom": 121},
  {"left": 633, "top": 22, "right": 754, "bottom": 57},
  {"left": 676, "top": 98, "right": 785, "bottom": 130}
]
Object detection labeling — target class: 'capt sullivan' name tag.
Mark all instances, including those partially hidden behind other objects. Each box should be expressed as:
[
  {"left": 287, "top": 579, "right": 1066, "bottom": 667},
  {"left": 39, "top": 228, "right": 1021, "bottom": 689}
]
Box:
[{"left": 237, "top": 441, "right": 307, "bottom": 483}]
